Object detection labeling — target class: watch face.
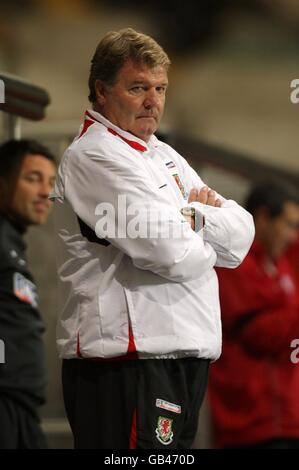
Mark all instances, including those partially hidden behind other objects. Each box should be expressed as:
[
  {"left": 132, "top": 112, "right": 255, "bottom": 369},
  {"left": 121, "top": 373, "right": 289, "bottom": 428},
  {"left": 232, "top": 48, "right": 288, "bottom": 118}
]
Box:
[{"left": 181, "top": 207, "right": 195, "bottom": 217}]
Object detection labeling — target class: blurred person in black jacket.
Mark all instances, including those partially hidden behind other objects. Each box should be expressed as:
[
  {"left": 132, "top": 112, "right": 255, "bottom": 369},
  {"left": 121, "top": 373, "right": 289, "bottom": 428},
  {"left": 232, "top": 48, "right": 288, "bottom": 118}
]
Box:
[{"left": 0, "top": 139, "right": 56, "bottom": 449}]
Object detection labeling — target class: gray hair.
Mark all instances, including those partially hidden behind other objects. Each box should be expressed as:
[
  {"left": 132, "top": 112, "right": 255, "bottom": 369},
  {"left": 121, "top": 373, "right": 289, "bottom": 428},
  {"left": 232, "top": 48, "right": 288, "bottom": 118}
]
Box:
[{"left": 88, "top": 28, "right": 171, "bottom": 103}]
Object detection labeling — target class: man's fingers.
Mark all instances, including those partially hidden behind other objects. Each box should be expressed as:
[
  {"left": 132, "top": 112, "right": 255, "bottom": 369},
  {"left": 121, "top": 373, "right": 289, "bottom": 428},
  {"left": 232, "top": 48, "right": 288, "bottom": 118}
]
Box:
[
  {"left": 188, "top": 186, "right": 221, "bottom": 207},
  {"left": 197, "top": 186, "right": 209, "bottom": 204},
  {"left": 188, "top": 188, "right": 198, "bottom": 203},
  {"left": 207, "top": 189, "right": 216, "bottom": 206}
]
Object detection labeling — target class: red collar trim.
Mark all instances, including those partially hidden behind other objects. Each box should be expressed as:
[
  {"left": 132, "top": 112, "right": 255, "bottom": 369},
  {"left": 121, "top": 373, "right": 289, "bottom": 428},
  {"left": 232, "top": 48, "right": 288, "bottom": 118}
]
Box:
[
  {"left": 85, "top": 110, "right": 147, "bottom": 152},
  {"left": 107, "top": 127, "right": 147, "bottom": 152},
  {"left": 78, "top": 119, "right": 94, "bottom": 139}
]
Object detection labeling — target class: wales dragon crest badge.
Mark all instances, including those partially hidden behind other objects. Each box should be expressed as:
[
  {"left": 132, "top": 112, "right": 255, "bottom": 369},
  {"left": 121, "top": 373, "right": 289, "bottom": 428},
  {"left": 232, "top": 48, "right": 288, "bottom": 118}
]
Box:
[{"left": 155, "top": 416, "right": 174, "bottom": 445}]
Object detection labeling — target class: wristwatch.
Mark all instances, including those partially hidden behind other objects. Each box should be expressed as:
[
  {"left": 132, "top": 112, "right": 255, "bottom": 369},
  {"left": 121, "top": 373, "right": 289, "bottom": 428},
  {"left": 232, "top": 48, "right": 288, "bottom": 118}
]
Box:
[
  {"left": 181, "top": 206, "right": 205, "bottom": 234},
  {"left": 180, "top": 206, "right": 195, "bottom": 218},
  {"left": 180, "top": 207, "right": 195, "bottom": 231}
]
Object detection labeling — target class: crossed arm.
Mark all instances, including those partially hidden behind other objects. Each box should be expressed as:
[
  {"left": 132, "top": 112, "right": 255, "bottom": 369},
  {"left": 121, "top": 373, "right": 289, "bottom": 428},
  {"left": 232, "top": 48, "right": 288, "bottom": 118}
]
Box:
[{"left": 182, "top": 186, "right": 221, "bottom": 230}]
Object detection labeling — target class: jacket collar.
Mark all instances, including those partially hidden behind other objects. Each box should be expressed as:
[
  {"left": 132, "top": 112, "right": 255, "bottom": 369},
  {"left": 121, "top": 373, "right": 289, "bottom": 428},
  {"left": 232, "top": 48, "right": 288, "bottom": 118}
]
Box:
[{"left": 85, "top": 109, "right": 159, "bottom": 153}]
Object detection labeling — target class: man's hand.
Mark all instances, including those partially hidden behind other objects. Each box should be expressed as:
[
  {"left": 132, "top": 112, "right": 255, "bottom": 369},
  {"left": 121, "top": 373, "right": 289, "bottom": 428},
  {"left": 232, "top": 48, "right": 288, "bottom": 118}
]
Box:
[
  {"left": 188, "top": 187, "right": 221, "bottom": 207},
  {"left": 181, "top": 186, "right": 221, "bottom": 230}
]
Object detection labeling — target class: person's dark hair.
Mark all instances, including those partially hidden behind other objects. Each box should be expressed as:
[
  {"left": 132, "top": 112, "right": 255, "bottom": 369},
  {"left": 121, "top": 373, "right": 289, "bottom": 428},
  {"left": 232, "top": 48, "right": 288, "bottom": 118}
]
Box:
[
  {"left": 0, "top": 139, "right": 55, "bottom": 180},
  {"left": 245, "top": 180, "right": 299, "bottom": 218},
  {"left": 88, "top": 27, "right": 171, "bottom": 104}
]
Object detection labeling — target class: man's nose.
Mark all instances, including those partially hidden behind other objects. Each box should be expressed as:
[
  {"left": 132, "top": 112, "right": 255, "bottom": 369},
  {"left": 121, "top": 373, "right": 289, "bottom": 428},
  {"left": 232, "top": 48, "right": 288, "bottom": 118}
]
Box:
[
  {"left": 38, "top": 181, "right": 52, "bottom": 197},
  {"left": 143, "top": 89, "right": 159, "bottom": 108}
]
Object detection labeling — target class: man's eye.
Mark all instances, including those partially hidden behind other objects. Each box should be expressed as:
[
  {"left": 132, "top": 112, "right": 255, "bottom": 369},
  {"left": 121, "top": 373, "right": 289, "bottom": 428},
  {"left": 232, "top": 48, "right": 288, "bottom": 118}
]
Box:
[
  {"left": 25, "top": 175, "right": 39, "bottom": 183},
  {"left": 131, "top": 86, "right": 144, "bottom": 93}
]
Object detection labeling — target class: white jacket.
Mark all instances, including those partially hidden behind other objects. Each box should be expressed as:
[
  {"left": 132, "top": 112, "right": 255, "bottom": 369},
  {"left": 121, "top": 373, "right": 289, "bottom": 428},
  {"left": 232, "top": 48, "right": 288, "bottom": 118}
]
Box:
[{"left": 51, "top": 109, "right": 254, "bottom": 360}]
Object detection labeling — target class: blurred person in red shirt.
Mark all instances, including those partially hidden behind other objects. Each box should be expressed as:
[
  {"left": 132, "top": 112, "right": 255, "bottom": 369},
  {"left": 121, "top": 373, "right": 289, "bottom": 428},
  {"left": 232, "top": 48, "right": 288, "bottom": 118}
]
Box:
[
  {"left": 287, "top": 232, "right": 299, "bottom": 285},
  {"left": 209, "top": 180, "right": 299, "bottom": 449}
]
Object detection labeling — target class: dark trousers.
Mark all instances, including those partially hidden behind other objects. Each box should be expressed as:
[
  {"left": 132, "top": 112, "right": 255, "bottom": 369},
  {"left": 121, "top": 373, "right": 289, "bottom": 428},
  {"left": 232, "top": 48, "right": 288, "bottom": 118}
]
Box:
[
  {"left": 62, "top": 357, "right": 209, "bottom": 449},
  {"left": 0, "top": 394, "right": 47, "bottom": 449}
]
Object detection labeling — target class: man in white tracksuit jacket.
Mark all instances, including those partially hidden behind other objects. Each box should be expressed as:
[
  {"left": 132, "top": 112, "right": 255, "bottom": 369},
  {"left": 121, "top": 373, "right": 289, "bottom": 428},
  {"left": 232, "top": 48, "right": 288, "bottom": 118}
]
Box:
[{"left": 51, "top": 28, "right": 255, "bottom": 449}]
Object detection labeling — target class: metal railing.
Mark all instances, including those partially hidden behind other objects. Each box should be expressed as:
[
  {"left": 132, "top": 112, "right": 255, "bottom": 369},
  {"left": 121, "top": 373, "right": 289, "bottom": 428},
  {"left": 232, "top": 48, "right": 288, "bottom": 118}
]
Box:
[{"left": 0, "top": 71, "right": 50, "bottom": 139}]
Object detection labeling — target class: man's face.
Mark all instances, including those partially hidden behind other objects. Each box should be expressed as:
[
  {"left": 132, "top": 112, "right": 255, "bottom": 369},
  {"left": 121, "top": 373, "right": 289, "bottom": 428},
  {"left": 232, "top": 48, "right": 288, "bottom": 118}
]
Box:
[
  {"left": 264, "top": 202, "right": 299, "bottom": 259},
  {"left": 95, "top": 60, "right": 168, "bottom": 142},
  {"left": 7, "top": 154, "right": 56, "bottom": 227}
]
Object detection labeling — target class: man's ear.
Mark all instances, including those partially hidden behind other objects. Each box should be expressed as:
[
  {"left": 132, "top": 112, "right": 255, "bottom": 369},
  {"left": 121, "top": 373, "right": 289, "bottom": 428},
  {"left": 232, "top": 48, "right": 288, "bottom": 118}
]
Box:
[{"left": 95, "top": 79, "right": 107, "bottom": 106}]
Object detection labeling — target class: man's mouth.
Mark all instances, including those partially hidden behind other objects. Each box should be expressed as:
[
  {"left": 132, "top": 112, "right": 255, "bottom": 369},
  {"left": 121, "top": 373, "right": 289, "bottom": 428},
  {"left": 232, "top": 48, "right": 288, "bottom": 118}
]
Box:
[
  {"left": 34, "top": 201, "right": 49, "bottom": 213},
  {"left": 138, "top": 115, "right": 156, "bottom": 120}
]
